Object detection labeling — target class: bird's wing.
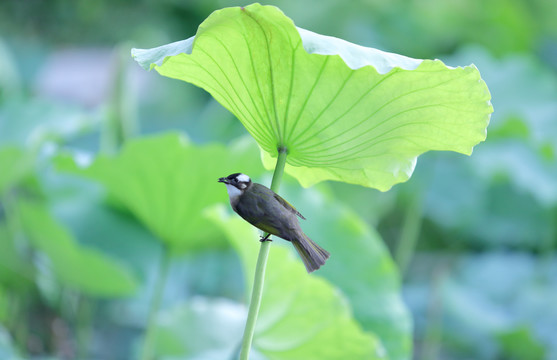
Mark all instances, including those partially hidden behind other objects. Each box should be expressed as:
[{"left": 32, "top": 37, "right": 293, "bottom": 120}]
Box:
[
  {"left": 252, "top": 220, "right": 280, "bottom": 235},
  {"left": 273, "top": 193, "right": 306, "bottom": 220}
]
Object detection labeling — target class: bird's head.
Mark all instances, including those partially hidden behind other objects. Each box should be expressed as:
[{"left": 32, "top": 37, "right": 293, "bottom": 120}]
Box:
[{"left": 218, "top": 173, "right": 252, "bottom": 199}]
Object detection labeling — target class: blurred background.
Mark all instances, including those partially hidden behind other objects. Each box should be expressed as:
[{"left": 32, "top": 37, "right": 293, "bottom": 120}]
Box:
[{"left": 1, "top": 0, "right": 556, "bottom": 359}]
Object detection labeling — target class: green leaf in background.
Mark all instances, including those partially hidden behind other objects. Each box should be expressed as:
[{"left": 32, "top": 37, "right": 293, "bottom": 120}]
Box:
[
  {"left": 153, "top": 297, "right": 246, "bottom": 359},
  {"left": 0, "top": 147, "right": 32, "bottom": 195},
  {"left": 446, "top": 47, "right": 557, "bottom": 205},
  {"left": 17, "top": 200, "right": 138, "bottom": 297},
  {"left": 132, "top": 3, "right": 492, "bottom": 191},
  {"left": 56, "top": 132, "right": 264, "bottom": 252},
  {"left": 496, "top": 326, "right": 546, "bottom": 360},
  {"left": 44, "top": 174, "right": 160, "bottom": 280},
  {"left": 420, "top": 154, "right": 554, "bottom": 248},
  {"left": 0, "top": 223, "right": 35, "bottom": 291},
  {"left": 208, "top": 206, "right": 385, "bottom": 360},
  {"left": 439, "top": 252, "right": 557, "bottom": 358},
  {"left": 268, "top": 182, "right": 411, "bottom": 360}
]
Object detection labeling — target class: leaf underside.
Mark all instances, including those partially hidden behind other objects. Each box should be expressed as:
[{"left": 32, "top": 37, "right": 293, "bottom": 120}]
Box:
[{"left": 132, "top": 4, "right": 492, "bottom": 190}]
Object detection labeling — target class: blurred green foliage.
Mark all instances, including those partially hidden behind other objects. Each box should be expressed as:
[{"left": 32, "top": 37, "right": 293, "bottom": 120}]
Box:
[{"left": 0, "top": 1, "right": 556, "bottom": 360}]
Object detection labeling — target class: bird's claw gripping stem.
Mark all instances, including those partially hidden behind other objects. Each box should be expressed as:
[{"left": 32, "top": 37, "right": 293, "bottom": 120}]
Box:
[{"left": 259, "top": 233, "right": 272, "bottom": 242}]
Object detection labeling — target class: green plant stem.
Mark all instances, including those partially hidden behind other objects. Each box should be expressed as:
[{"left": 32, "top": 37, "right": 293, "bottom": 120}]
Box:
[
  {"left": 394, "top": 194, "right": 423, "bottom": 277},
  {"left": 8, "top": 292, "right": 28, "bottom": 357},
  {"left": 1, "top": 194, "right": 30, "bottom": 357},
  {"left": 140, "top": 246, "right": 172, "bottom": 360},
  {"left": 269, "top": 146, "right": 288, "bottom": 192},
  {"left": 420, "top": 266, "right": 446, "bottom": 360},
  {"left": 101, "top": 42, "right": 138, "bottom": 154},
  {"left": 76, "top": 295, "right": 95, "bottom": 360},
  {"left": 239, "top": 147, "right": 288, "bottom": 360}
]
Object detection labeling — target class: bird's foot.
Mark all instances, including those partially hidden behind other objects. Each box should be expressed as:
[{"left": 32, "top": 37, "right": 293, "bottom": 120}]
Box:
[{"left": 259, "top": 233, "right": 272, "bottom": 242}]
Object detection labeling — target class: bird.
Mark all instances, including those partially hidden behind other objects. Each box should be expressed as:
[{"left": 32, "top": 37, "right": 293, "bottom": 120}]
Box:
[{"left": 218, "top": 173, "right": 329, "bottom": 273}]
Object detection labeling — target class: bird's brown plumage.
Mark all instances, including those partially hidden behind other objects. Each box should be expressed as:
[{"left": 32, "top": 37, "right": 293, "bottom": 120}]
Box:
[{"left": 226, "top": 180, "right": 329, "bottom": 272}]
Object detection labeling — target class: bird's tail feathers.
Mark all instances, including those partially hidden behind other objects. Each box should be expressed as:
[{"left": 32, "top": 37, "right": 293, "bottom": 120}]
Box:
[{"left": 292, "top": 235, "right": 330, "bottom": 273}]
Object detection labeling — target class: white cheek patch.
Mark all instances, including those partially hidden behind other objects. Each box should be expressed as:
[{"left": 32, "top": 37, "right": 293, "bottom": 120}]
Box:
[
  {"left": 225, "top": 184, "right": 242, "bottom": 199},
  {"left": 236, "top": 173, "right": 250, "bottom": 183}
]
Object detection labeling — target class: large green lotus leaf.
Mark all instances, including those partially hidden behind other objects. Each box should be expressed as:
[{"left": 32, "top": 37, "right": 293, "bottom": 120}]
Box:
[
  {"left": 207, "top": 206, "right": 384, "bottom": 360},
  {"left": 275, "top": 182, "right": 412, "bottom": 360},
  {"left": 17, "top": 200, "right": 138, "bottom": 297},
  {"left": 56, "top": 133, "right": 264, "bottom": 251},
  {"left": 132, "top": 3, "right": 492, "bottom": 190}
]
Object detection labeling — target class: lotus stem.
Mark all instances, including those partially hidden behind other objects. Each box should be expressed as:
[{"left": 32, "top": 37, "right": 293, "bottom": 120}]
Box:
[{"left": 239, "top": 146, "right": 287, "bottom": 360}]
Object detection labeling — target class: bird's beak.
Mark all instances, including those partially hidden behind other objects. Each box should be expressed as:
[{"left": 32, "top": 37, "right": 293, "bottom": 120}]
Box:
[{"left": 218, "top": 177, "right": 229, "bottom": 184}]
